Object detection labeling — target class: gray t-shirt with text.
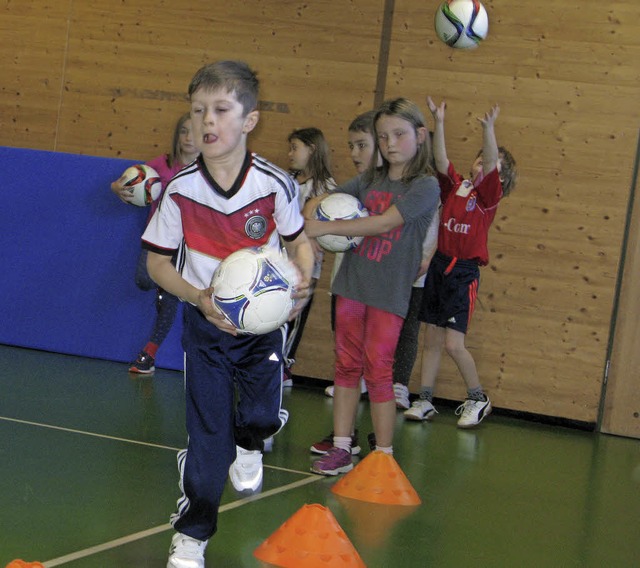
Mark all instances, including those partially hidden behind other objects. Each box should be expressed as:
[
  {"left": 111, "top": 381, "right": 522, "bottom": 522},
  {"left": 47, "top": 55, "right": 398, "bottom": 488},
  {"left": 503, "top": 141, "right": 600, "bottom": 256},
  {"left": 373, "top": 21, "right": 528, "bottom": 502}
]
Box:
[{"left": 332, "top": 173, "right": 440, "bottom": 317}]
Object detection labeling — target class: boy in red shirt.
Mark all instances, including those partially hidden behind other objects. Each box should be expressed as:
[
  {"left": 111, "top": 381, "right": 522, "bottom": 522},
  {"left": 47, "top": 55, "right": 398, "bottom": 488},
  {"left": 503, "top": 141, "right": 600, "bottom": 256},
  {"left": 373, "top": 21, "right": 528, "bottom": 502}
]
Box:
[{"left": 405, "top": 97, "right": 517, "bottom": 428}]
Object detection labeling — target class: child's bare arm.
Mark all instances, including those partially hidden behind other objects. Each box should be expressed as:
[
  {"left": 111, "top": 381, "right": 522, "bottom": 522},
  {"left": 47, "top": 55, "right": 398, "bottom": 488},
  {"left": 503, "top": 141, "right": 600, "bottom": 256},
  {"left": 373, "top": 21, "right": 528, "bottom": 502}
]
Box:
[
  {"left": 282, "top": 232, "right": 315, "bottom": 319},
  {"left": 302, "top": 194, "right": 327, "bottom": 219},
  {"left": 305, "top": 204, "right": 404, "bottom": 239},
  {"left": 479, "top": 104, "right": 500, "bottom": 175},
  {"left": 146, "top": 250, "right": 238, "bottom": 335},
  {"left": 426, "top": 96, "right": 449, "bottom": 174}
]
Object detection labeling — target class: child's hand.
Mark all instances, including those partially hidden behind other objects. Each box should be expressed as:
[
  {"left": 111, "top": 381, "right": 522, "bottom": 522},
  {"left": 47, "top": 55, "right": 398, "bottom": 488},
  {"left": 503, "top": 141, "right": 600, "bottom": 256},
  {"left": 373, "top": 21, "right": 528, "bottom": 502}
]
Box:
[
  {"left": 478, "top": 104, "right": 500, "bottom": 128},
  {"left": 111, "top": 176, "right": 136, "bottom": 205},
  {"left": 197, "top": 286, "right": 239, "bottom": 335},
  {"left": 288, "top": 272, "right": 313, "bottom": 321},
  {"left": 416, "top": 257, "right": 430, "bottom": 279},
  {"left": 426, "top": 96, "right": 446, "bottom": 123}
]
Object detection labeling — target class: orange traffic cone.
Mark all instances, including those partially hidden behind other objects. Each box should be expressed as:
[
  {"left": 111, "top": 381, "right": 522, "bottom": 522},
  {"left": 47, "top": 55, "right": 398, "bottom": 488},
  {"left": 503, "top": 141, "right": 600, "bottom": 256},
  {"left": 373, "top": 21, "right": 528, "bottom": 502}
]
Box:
[
  {"left": 253, "top": 503, "right": 366, "bottom": 567},
  {"left": 331, "top": 450, "right": 422, "bottom": 506},
  {"left": 5, "top": 561, "right": 45, "bottom": 568}
]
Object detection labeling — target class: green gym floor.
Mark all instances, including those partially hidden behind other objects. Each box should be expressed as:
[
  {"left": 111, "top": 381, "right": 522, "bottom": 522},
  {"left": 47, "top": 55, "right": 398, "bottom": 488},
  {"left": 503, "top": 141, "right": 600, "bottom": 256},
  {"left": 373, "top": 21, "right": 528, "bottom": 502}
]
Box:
[{"left": 1, "top": 344, "right": 639, "bottom": 568}]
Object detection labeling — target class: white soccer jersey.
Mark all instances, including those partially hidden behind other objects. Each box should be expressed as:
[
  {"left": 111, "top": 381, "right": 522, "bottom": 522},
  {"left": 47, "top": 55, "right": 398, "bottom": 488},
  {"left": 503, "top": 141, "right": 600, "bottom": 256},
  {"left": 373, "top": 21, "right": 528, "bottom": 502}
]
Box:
[{"left": 142, "top": 152, "right": 304, "bottom": 290}]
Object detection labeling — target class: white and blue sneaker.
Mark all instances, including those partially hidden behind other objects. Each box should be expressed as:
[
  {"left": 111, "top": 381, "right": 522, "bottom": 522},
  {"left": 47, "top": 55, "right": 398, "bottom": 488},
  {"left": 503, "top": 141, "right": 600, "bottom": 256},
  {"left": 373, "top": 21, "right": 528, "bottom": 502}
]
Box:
[
  {"left": 167, "top": 532, "right": 207, "bottom": 568},
  {"left": 455, "top": 398, "right": 492, "bottom": 428},
  {"left": 393, "top": 383, "right": 410, "bottom": 410},
  {"left": 229, "top": 446, "right": 263, "bottom": 493},
  {"left": 404, "top": 399, "right": 438, "bottom": 421}
]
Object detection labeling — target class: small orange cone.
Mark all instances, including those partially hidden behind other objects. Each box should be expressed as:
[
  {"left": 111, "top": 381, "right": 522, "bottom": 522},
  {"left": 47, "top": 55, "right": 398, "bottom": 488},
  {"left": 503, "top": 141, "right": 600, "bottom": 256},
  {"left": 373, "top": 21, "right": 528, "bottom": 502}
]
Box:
[
  {"left": 331, "top": 451, "right": 422, "bottom": 506},
  {"left": 5, "top": 561, "right": 45, "bottom": 568},
  {"left": 253, "top": 503, "right": 366, "bottom": 567}
]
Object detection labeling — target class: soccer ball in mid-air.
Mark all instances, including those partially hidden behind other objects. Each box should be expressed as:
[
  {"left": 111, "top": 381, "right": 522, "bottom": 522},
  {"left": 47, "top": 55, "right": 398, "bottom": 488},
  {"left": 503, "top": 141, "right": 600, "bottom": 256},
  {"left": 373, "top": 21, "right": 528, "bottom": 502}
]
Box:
[
  {"left": 120, "top": 164, "right": 162, "bottom": 206},
  {"left": 314, "top": 193, "right": 369, "bottom": 253},
  {"left": 210, "top": 247, "right": 299, "bottom": 335},
  {"left": 434, "top": 0, "right": 489, "bottom": 49}
]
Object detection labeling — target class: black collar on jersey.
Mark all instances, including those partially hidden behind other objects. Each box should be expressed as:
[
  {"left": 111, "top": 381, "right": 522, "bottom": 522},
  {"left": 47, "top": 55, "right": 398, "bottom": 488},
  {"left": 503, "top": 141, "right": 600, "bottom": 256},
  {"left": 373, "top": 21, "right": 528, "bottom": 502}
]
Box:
[{"left": 197, "top": 151, "right": 252, "bottom": 199}]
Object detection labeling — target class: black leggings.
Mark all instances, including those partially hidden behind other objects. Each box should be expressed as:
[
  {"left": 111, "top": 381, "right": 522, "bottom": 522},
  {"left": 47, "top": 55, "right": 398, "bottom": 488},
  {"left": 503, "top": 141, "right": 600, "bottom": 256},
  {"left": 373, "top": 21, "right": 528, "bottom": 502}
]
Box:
[{"left": 135, "top": 249, "right": 179, "bottom": 347}]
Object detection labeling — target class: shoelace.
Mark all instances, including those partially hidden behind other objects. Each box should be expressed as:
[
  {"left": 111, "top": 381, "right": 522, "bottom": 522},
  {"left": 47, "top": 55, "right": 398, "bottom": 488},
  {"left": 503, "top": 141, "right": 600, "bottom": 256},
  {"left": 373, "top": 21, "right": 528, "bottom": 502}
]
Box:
[
  {"left": 456, "top": 399, "right": 482, "bottom": 418},
  {"left": 170, "top": 536, "right": 205, "bottom": 557}
]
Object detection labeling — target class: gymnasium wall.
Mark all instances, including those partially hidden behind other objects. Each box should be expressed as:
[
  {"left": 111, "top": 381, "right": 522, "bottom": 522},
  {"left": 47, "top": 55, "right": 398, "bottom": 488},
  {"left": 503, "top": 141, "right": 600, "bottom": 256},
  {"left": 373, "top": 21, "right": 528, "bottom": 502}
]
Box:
[
  {"left": 1, "top": 0, "right": 638, "bottom": 424},
  {"left": 0, "top": 146, "right": 186, "bottom": 372}
]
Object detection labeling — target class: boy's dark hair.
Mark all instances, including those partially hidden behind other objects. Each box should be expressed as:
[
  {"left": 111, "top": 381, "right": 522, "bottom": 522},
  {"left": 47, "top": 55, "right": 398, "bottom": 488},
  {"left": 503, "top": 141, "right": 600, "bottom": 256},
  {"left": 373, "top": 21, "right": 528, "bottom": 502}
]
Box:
[
  {"left": 287, "top": 127, "right": 333, "bottom": 196},
  {"left": 365, "top": 97, "right": 435, "bottom": 185},
  {"left": 188, "top": 60, "right": 259, "bottom": 116},
  {"left": 498, "top": 146, "right": 517, "bottom": 196},
  {"left": 168, "top": 112, "right": 192, "bottom": 168},
  {"left": 348, "top": 110, "right": 376, "bottom": 135}
]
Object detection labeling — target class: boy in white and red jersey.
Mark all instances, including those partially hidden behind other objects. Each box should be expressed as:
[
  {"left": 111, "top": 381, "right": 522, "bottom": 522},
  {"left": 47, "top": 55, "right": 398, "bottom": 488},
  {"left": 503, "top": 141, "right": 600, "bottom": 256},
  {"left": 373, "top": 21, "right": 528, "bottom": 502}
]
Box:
[
  {"left": 142, "top": 61, "right": 314, "bottom": 568},
  {"left": 404, "top": 97, "right": 517, "bottom": 428}
]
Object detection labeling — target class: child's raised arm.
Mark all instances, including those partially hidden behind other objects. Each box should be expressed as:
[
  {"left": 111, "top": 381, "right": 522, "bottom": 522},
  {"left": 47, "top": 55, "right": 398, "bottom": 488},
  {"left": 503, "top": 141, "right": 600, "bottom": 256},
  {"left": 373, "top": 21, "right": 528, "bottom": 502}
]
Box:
[
  {"left": 426, "top": 96, "right": 449, "bottom": 175},
  {"left": 478, "top": 104, "right": 500, "bottom": 176}
]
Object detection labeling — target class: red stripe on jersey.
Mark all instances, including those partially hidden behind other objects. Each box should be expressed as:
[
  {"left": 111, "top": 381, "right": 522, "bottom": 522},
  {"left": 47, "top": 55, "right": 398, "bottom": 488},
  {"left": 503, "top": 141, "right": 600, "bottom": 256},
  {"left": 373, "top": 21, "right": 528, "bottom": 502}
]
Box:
[
  {"left": 177, "top": 193, "right": 277, "bottom": 259},
  {"left": 467, "top": 278, "right": 478, "bottom": 326}
]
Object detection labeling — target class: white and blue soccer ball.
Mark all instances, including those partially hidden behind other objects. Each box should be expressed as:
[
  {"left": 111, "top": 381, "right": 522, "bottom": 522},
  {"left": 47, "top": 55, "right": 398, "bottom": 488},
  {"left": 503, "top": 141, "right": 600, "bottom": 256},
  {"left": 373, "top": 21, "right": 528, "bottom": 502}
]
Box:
[
  {"left": 314, "top": 193, "right": 369, "bottom": 253},
  {"left": 120, "top": 164, "right": 162, "bottom": 207},
  {"left": 210, "top": 247, "right": 299, "bottom": 335},
  {"left": 434, "top": 0, "right": 489, "bottom": 50}
]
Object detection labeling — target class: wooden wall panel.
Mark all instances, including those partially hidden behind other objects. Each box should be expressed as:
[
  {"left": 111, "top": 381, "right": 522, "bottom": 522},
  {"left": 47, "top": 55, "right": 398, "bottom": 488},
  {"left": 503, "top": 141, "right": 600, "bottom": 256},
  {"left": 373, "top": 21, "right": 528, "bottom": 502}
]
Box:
[
  {"left": 387, "top": 0, "right": 640, "bottom": 422},
  {"left": 1, "top": 0, "right": 639, "bottom": 423},
  {"left": 0, "top": 1, "right": 71, "bottom": 150},
  {"left": 55, "top": 0, "right": 383, "bottom": 180}
]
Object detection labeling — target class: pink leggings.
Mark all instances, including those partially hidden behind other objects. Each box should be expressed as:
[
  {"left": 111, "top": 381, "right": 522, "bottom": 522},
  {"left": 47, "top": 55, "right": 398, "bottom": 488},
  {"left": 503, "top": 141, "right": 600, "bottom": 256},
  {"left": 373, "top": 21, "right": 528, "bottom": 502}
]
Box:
[{"left": 334, "top": 296, "right": 404, "bottom": 403}]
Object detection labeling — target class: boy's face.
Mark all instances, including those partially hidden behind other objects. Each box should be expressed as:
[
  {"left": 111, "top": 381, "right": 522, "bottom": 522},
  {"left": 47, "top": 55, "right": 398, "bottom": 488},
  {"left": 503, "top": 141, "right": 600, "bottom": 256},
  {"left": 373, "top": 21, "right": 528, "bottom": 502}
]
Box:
[
  {"left": 190, "top": 87, "right": 258, "bottom": 163},
  {"left": 347, "top": 130, "right": 376, "bottom": 174}
]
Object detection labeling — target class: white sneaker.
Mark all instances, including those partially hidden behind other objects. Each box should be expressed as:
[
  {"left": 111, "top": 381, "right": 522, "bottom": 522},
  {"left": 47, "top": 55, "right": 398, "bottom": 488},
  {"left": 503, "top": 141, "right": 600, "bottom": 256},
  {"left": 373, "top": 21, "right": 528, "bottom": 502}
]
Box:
[
  {"left": 167, "top": 532, "right": 207, "bottom": 568},
  {"left": 324, "top": 379, "right": 367, "bottom": 398},
  {"left": 263, "top": 436, "right": 274, "bottom": 453},
  {"left": 393, "top": 383, "right": 410, "bottom": 410},
  {"left": 229, "top": 446, "right": 263, "bottom": 493},
  {"left": 455, "top": 398, "right": 492, "bottom": 428},
  {"left": 404, "top": 399, "right": 438, "bottom": 421}
]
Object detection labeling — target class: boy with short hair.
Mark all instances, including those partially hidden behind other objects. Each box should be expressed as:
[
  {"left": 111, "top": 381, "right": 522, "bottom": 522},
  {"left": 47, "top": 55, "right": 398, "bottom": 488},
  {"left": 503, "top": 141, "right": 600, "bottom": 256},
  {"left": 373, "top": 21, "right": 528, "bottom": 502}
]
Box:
[
  {"left": 405, "top": 97, "right": 517, "bottom": 428},
  {"left": 142, "top": 60, "right": 314, "bottom": 568},
  {"left": 347, "top": 110, "right": 378, "bottom": 174}
]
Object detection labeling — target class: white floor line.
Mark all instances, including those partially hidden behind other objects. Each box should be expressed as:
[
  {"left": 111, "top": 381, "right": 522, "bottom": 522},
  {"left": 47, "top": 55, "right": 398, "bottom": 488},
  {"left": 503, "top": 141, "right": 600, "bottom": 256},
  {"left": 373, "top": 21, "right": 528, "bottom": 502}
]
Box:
[
  {"left": 42, "top": 524, "right": 173, "bottom": 567},
  {"left": 42, "top": 475, "right": 322, "bottom": 567},
  {"left": 0, "top": 415, "right": 181, "bottom": 451},
  {"left": 0, "top": 415, "right": 315, "bottom": 474}
]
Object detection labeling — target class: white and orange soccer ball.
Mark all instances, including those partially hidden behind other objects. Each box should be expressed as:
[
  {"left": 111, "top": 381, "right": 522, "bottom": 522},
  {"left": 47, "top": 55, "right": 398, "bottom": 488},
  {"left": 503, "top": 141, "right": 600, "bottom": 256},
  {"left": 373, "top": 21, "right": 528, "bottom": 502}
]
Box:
[{"left": 120, "top": 164, "right": 162, "bottom": 207}]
